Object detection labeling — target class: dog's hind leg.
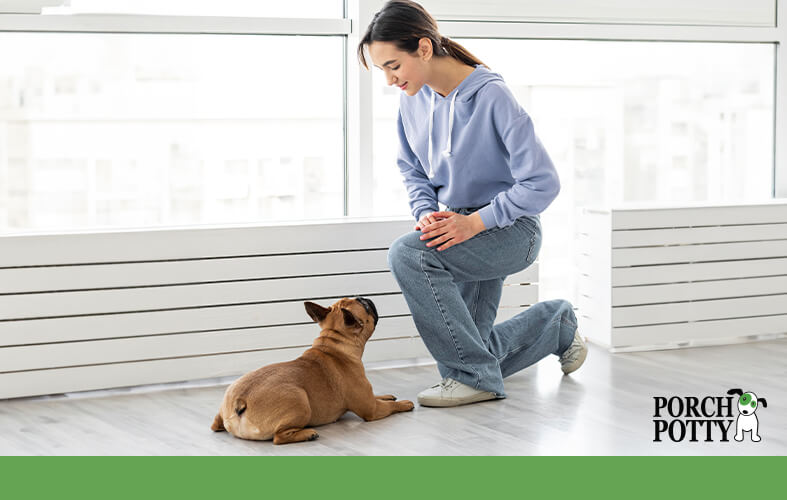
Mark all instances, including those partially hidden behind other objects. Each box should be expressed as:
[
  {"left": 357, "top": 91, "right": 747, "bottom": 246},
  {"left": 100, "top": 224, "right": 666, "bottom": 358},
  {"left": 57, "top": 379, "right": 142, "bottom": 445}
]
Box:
[
  {"left": 273, "top": 427, "right": 319, "bottom": 444},
  {"left": 271, "top": 389, "right": 319, "bottom": 444}
]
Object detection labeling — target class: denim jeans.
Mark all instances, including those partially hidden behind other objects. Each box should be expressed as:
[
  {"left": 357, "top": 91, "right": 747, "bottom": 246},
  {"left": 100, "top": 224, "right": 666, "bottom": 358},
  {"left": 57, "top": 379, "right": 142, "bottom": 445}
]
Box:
[{"left": 387, "top": 206, "right": 577, "bottom": 398}]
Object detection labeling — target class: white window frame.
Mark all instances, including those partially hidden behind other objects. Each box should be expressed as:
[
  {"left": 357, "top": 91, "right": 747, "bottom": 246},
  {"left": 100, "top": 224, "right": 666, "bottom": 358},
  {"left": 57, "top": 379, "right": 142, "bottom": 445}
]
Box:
[{"left": 0, "top": 0, "right": 784, "bottom": 229}]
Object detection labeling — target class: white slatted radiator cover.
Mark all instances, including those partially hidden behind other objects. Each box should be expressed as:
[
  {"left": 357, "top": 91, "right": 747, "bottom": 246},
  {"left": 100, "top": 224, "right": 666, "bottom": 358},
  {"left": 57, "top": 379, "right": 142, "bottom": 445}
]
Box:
[
  {"left": 0, "top": 218, "right": 539, "bottom": 399},
  {"left": 577, "top": 201, "right": 787, "bottom": 351}
]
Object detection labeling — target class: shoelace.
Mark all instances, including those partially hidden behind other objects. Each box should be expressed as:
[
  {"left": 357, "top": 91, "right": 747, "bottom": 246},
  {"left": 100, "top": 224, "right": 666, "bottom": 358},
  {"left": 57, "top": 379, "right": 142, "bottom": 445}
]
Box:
[
  {"left": 561, "top": 337, "right": 584, "bottom": 362},
  {"left": 440, "top": 378, "right": 459, "bottom": 391}
]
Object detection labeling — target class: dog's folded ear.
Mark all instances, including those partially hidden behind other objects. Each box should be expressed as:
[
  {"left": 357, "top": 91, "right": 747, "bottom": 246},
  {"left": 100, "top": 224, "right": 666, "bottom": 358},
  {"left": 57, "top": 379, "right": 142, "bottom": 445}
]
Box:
[
  {"left": 727, "top": 388, "right": 743, "bottom": 397},
  {"left": 759, "top": 398, "right": 767, "bottom": 408},
  {"left": 341, "top": 308, "right": 363, "bottom": 330},
  {"left": 304, "top": 301, "right": 331, "bottom": 323}
]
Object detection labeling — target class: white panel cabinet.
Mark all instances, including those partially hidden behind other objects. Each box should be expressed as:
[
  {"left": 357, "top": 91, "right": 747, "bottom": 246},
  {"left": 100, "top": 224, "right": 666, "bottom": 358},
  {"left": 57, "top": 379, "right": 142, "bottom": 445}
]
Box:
[
  {"left": 0, "top": 218, "right": 539, "bottom": 399},
  {"left": 578, "top": 201, "right": 787, "bottom": 351}
]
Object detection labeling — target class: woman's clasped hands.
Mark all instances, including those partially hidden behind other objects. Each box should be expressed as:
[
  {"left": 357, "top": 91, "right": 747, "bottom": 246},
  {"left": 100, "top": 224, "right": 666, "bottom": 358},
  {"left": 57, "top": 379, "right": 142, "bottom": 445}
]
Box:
[{"left": 415, "top": 210, "right": 487, "bottom": 251}]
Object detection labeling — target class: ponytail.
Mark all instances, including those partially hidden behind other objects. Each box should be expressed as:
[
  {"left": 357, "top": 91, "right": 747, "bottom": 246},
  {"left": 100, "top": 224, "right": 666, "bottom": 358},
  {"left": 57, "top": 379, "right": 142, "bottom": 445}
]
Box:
[{"left": 439, "top": 36, "right": 486, "bottom": 68}]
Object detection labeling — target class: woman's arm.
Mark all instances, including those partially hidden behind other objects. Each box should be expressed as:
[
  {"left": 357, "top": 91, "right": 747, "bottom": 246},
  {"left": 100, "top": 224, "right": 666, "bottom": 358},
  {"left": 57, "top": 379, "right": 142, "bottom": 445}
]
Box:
[
  {"left": 476, "top": 84, "right": 561, "bottom": 230},
  {"left": 396, "top": 111, "right": 440, "bottom": 223}
]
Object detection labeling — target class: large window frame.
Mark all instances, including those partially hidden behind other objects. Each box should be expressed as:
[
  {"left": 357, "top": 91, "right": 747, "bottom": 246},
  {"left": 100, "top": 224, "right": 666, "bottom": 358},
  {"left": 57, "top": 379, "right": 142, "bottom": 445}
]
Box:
[{"left": 0, "top": 0, "right": 784, "bottom": 229}]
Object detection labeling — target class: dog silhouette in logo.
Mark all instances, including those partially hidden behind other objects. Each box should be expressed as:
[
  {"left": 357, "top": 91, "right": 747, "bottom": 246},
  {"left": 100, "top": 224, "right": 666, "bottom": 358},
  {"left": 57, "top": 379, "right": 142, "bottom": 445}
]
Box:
[{"left": 727, "top": 388, "right": 767, "bottom": 442}]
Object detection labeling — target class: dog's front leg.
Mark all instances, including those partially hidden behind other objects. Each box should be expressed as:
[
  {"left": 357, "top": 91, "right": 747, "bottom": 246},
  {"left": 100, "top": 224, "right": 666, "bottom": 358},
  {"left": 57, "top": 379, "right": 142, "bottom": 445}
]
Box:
[
  {"left": 352, "top": 398, "right": 415, "bottom": 422},
  {"left": 349, "top": 385, "right": 414, "bottom": 422}
]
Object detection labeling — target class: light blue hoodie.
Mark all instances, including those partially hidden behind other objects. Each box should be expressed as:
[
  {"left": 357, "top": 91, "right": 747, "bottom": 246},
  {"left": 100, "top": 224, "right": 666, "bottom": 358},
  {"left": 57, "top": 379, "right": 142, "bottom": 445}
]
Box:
[{"left": 396, "top": 64, "right": 560, "bottom": 229}]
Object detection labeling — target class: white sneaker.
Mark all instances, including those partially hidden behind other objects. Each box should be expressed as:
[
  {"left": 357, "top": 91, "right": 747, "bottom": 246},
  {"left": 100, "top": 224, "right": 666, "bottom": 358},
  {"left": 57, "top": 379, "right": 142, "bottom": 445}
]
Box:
[
  {"left": 417, "top": 377, "right": 497, "bottom": 407},
  {"left": 559, "top": 330, "right": 588, "bottom": 375}
]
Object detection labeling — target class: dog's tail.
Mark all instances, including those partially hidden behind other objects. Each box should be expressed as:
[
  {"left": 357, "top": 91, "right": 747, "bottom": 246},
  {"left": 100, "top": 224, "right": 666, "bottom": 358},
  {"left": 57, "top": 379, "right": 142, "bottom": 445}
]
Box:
[{"left": 210, "top": 413, "right": 225, "bottom": 432}]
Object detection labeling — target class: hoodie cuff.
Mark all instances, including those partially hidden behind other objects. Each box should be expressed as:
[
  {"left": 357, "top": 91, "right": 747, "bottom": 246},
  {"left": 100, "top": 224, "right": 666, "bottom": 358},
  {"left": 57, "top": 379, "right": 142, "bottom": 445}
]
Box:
[
  {"left": 478, "top": 205, "right": 497, "bottom": 230},
  {"left": 415, "top": 207, "right": 439, "bottom": 223}
]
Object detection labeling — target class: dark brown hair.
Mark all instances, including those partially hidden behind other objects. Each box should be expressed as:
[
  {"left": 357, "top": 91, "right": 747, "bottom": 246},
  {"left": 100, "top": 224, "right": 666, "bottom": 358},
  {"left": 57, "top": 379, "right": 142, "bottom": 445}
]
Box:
[{"left": 357, "top": 0, "right": 486, "bottom": 70}]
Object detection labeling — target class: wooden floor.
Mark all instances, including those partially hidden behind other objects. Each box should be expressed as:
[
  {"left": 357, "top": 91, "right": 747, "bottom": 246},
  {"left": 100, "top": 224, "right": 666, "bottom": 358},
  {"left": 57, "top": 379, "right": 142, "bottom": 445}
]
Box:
[{"left": 1, "top": 339, "right": 785, "bottom": 455}]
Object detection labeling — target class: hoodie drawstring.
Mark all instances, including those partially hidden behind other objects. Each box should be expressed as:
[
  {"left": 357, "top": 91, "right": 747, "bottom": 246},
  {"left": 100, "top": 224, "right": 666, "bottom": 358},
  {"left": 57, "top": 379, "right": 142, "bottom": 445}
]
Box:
[{"left": 427, "top": 90, "right": 458, "bottom": 178}]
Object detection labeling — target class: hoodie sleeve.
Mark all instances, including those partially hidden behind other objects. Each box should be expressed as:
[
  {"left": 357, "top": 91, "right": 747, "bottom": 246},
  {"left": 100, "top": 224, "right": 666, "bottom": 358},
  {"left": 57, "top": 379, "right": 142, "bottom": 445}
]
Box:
[
  {"left": 396, "top": 110, "right": 439, "bottom": 222},
  {"left": 476, "top": 83, "right": 561, "bottom": 229}
]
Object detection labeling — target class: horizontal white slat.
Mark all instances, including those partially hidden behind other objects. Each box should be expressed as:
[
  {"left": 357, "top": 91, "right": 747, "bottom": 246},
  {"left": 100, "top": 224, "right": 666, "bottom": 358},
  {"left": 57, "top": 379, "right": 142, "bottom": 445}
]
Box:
[
  {"left": 0, "top": 285, "right": 538, "bottom": 345},
  {"left": 0, "top": 250, "right": 390, "bottom": 294},
  {"left": 0, "top": 218, "right": 415, "bottom": 267},
  {"left": 612, "top": 314, "right": 787, "bottom": 348},
  {"left": 612, "top": 276, "right": 787, "bottom": 306},
  {"left": 612, "top": 295, "right": 787, "bottom": 327},
  {"left": 612, "top": 240, "right": 787, "bottom": 267},
  {"left": 0, "top": 315, "right": 424, "bottom": 373},
  {"left": 610, "top": 202, "right": 787, "bottom": 230},
  {"left": 0, "top": 254, "right": 537, "bottom": 294},
  {"left": 0, "top": 336, "right": 432, "bottom": 400},
  {"left": 611, "top": 258, "right": 787, "bottom": 286},
  {"left": 612, "top": 223, "right": 787, "bottom": 248},
  {"left": 504, "top": 263, "right": 539, "bottom": 285}
]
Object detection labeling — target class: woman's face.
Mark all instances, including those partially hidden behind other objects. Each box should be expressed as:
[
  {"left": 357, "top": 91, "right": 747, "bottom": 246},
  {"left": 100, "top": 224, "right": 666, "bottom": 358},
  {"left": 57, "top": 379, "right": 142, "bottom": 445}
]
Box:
[{"left": 368, "top": 40, "right": 430, "bottom": 97}]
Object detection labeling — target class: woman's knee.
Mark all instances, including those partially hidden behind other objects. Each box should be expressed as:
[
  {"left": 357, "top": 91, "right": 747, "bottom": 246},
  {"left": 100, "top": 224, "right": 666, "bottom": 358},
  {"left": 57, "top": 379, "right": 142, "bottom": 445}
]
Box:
[{"left": 387, "top": 231, "right": 422, "bottom": 271}]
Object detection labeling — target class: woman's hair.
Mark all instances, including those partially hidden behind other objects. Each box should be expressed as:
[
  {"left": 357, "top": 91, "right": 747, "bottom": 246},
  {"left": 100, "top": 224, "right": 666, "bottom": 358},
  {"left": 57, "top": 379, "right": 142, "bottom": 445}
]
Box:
[{"left": 357, "top": 0, "right": 486, "bottom": 70}]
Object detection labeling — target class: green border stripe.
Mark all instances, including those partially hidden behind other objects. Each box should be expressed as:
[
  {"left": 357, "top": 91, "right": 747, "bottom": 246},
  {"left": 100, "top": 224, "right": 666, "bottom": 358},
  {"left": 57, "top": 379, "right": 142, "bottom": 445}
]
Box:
[{"left": 1, "top": 456, "right": 783, "bottom": 498}]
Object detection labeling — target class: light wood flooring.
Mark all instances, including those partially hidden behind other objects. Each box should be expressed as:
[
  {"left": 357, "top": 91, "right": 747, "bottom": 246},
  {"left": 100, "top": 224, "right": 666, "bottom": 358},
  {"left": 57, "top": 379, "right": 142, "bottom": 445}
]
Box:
[{"left": 1, "top": 339, "right": 785, "bottom": 455}]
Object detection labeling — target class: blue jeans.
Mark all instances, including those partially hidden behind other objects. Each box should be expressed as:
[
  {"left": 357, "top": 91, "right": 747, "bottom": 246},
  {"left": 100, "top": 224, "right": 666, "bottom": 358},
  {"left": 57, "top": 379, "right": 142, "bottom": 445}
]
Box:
[{"left": 387, "top": 206, "right": 577, "bottom": 398}]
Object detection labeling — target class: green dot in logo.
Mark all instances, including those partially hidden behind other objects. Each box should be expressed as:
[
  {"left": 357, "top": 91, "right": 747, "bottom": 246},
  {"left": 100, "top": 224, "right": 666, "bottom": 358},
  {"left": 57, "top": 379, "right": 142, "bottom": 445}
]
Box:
[
  {"left": 740, "top": 394, "right": 750, "bottom": 405},
  {"left": 751, "top": 400, "right": 757, "bottom": 408}
]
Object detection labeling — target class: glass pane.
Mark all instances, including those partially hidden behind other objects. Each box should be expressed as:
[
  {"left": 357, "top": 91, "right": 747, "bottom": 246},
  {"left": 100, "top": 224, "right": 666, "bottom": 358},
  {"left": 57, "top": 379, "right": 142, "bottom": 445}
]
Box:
[
  {"left": 371, "top": 40, "right": 775, "bottom": 303},
  {"left": 0, "top": 33, "right": 344, "bottom": 233},
  {"left": 44, "top": 0, "right": 344, "bottom": 18}
]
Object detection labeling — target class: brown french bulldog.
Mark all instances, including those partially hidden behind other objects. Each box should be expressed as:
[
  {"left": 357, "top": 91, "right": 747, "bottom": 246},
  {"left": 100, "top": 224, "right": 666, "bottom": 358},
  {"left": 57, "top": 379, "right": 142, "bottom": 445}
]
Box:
[{"left": 210, "top": 297, "right": 414, "bottom": 444}]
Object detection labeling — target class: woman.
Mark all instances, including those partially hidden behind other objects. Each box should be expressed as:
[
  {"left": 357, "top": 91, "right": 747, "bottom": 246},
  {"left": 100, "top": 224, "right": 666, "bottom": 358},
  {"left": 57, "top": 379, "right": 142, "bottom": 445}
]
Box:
[{"left": 358, "top": 0, "right": 586, "bottom": 408}]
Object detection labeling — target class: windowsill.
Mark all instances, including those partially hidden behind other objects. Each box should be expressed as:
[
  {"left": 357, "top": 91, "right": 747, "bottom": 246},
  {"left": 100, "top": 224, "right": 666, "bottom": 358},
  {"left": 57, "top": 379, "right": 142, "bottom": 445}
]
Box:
[{"left": 0, "top": 215, "right": 415, "bottom": 238}]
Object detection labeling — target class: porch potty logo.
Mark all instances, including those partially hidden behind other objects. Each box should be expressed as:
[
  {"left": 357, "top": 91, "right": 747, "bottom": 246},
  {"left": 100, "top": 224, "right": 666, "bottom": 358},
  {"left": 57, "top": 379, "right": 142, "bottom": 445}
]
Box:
[{"left": 653, "top": 388, "right": 768, "bottom": 442}]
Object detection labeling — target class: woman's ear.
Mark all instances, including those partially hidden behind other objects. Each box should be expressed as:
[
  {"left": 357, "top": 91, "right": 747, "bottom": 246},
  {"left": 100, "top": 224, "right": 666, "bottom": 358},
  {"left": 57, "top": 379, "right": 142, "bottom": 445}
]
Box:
[{"left": 418, "top": 37, "right": 433, "bottom": 61}]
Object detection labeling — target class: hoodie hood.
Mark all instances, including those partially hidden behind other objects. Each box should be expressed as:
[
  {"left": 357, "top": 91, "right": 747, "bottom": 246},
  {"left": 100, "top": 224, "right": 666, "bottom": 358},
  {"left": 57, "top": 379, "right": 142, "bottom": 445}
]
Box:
[
  {"left": 436, "top": 64, "right": 505, "bottom": 102},
  {"left": 425, "top": 65, "right": 504, "bottom": 175}
]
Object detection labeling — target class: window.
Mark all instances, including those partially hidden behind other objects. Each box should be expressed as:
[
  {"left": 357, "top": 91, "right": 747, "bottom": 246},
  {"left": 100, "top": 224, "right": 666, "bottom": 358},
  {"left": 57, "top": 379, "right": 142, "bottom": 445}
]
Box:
[{"left": 0, "top": 32, "right": 344, "bottom": 232}]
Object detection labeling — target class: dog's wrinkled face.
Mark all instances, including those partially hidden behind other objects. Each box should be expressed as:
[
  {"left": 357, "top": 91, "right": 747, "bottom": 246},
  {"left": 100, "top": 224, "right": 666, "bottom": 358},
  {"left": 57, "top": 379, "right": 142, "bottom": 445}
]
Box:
[{"left": 303, "top": 297, "right": 378, "bottom": 340}]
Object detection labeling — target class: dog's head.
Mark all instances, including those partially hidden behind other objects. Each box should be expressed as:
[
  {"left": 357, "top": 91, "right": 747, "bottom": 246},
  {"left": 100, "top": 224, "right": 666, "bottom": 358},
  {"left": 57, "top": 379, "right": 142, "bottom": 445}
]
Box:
[
  {"left": 303, "top": 297, "right": 379, "bottom": 342},
  {"left": 727, "top": 388, "right": 767, "bottom": 415}
]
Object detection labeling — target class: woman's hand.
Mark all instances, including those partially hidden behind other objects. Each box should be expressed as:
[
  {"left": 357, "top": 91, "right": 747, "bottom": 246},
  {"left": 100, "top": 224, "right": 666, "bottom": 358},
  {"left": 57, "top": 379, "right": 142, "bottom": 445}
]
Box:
[
  {"left": 414, "top": 212, "right": 448, "bottom": 232},
  {"left": 418, "top": 211, "right": 487, "bottom": 251}
]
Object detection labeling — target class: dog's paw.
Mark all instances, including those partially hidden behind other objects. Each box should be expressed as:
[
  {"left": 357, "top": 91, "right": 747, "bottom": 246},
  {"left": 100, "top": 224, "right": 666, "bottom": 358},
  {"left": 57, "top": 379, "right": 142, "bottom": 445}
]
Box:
[
  {"left": 400, "top": 400, "right": 415, "bottom": 411},
  {"left": 376, "top": 394, "right": 397, "bottom": 401},
  {"left": 308, "top": 431, "right": 320, "bottom": 441}
]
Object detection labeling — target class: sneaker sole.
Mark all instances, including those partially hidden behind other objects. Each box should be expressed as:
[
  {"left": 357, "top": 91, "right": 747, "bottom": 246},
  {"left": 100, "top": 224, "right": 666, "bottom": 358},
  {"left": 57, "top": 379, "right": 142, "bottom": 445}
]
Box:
[
  {"left": 417, "top": 391, "right": 497, "bottom": 408},
  {"left": 561, "top": 344, "right": 588, "bottom": 375}
]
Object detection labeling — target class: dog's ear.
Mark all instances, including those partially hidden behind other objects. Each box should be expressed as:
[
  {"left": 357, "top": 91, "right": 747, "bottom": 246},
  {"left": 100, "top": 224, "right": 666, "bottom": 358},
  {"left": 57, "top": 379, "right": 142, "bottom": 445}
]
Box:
[
  {"left": 727, "top": 388, "right": 743, "bottom": 397},
  {"left": 341, "top": 308, "right": 363, "bottom": 331},
  {"left": 758, "top": 398, "right": 767, "bottom": 408},
  {"left": 304, "top": 301, "right": 331, "bottom": 323}
]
